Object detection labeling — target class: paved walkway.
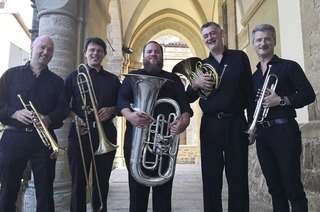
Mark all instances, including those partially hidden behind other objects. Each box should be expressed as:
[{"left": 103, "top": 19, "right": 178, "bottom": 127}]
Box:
[{"left": 105, "top": 164, "right": 273, "bottom": 212}]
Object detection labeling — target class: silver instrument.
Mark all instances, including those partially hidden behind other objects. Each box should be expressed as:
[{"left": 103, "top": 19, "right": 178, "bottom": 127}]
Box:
[
  {"left": 245, "top": 65, "right": 278, "bottom": 138},
  {"left": 124, "top": 74, "right": 181, "bottom": 186}
]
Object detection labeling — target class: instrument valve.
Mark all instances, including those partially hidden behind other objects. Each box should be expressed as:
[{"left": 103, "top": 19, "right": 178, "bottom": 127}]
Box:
[{"left": 154, "top": 147, "right": 161, "bottom": 155}]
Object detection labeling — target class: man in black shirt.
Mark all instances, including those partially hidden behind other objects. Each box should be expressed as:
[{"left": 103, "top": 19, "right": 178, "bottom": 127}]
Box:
[
  {"left": 0, "top": 35, "right": 68, "bottom": 212},
  {"left": 186, "top": 22, "right": 253, "bottom": 212},
  {"left": 251, "top": 24, "right": 315, "bottom": 212},
  {"left": 118, "top": 41, "right": 193, "bottom": 212},
  {"left": 64, "top": 37, "right": 121, "bottom": 212}
]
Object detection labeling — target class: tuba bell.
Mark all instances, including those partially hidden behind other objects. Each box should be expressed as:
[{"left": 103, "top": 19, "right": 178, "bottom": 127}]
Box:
[
  {"left": 123, "top": 74, "right": 181, "bottom": 187},
  {"left": 172, "top": 57, "right": 227, "bottom": 99}
]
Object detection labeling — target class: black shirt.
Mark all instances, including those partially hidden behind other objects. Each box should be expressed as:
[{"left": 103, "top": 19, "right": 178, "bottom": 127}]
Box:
[
  {"left": 64, "top": 64, "right": 121, "bottom": 123},
  {"left": 117, "top": 69, "right": 193, "bottom": 134},
  {"left": 0, "top": 62, "right": 68, "bottom": 129},
  {"left": 187, "top": 47, "right": 253, "bottom": 117},
  {"left": 252, "top": 55, "right": 315, "bottom": 120}
]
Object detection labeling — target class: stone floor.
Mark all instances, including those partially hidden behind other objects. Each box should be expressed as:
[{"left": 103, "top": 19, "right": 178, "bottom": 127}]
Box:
[{"left": 102, "top": 164, "right": 273, "bottom": 212}]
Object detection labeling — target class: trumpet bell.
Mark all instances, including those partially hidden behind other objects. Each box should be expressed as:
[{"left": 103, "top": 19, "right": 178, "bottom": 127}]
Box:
[{"left": 50, "top": 148, "right": 67, "bottom": 159}]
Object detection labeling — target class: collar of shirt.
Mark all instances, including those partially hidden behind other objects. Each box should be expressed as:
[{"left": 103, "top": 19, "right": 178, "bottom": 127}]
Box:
[
  {"left": 255, "top": 54, "right": 281, "bottom": 69},
  {"left": 22, "top": 61, "right": 50, "bottom": 77}
]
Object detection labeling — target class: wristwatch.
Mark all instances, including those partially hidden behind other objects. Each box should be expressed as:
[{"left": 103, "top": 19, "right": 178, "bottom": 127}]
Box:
[{"left": 279, "top": 97, "right": 286, "bottom": 106}]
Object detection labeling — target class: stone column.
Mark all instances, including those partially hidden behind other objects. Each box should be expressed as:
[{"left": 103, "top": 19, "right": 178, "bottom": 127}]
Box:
[
  {"left": 299, "top": 1, "right": 320, "bottom": 209},
  {"left": 29, "top": 0, "right": 39, "bottom": 42},
  {"left": 19, "top": 0, "right": 78, "bottom": 211}
]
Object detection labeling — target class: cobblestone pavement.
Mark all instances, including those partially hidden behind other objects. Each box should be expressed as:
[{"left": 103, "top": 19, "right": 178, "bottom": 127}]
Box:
[{"left": 104, "top": 164, "right": 273, "bottom": 212}]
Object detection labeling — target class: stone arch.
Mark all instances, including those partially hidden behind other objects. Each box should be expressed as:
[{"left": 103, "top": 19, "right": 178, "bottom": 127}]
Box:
[
  {"left": 126, "top": 10, "right": 208, "bottom": 71},
  {"left": 124, "top": 0, "right": 207, "bottom": 45}
]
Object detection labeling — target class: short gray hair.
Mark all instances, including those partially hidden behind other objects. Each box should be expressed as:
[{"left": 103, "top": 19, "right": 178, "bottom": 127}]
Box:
[
  {"left": 201, "top": 22, "right": 222, "bottom": 32},
  {"left": 251, "top": 24, "right": 276, "bottom": 44}
]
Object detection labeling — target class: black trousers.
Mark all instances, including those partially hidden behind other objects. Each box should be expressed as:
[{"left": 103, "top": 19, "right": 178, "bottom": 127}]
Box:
[
  {"left": 124, "top": 143, "right": 173, "bottom": 212},
  {"left": 67, "top": 124, "right": 116, "bottom": 212},
  {"left": 200, "top": 115, "right": 249, "bottom": 212},
  {"left": 0, "top": 129, "right": 56, "bottom": 212},
  {"left": 256, "top": 120, "right": 308, "bottom": 212}
]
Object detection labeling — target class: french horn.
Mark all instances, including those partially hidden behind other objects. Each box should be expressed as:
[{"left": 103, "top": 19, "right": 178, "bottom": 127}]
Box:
[{"left": 172, "top": 57, "right": 227, "bottom": 99}]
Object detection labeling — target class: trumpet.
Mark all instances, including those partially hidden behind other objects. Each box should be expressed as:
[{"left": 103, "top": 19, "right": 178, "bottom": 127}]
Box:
[
  {"left": 172, "top": 57, "right": 227, "bottom": 99},
  {"left": 17, "top": 94, "right": 66, "bottom": 159},
  {"left": 245, "top": 65, "right": 278, "bottom": 138}
]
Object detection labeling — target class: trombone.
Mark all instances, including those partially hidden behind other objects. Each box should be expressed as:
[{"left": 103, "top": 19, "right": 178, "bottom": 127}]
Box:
[
  {"left": 245, "top": 65, "right": 278, "bottom": 138},
  {"left": 76, "top": 64, "right": 118, "bottom": 154},
  {"left": 17, "top": 94, "right": 66, "bottom": 159},
  {"left": 74, "top": 116, "right": 103, "bottom": 212},
  {"left": 75, "top": 64, "right": 118, "bottom": 211}
]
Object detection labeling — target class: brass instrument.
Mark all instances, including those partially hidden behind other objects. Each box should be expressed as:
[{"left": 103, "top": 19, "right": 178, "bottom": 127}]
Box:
[
  {"left": 77, "top": 64, "right": 118, "bottom": 154},
  {"left": 17, "top": 94, "right": 66, "bottom": 159},
  {"left": 172, "top": 57, "right": 227, "bottom": 99},
  {"left": 74, "top": 116, "right": 103, "bottom": 212},
  {"left": 245, "top": 65, "right": 278, "bottom": 138},
  {"left": 124, "top": 74, "right": 181, "bottom": 187},
  {"left": 74, "top": 64, "right": 119, "bottom": 211}
]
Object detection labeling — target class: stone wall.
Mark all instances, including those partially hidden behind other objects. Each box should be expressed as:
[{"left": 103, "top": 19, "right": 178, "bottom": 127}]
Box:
[
  {"left": 248, "top": 122, "right": 320, "bottom": 210},
  {"left": 300, "top": 122, "right": 320, "bottom": 210}
]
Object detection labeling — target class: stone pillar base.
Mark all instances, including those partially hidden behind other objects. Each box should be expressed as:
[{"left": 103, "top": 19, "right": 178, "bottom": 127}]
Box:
[
  {"left": 18, "top": 180, "right": 72, "bottom": 212},
  {"left": 113, "top": 154, "right": 125, "bottom": 168}
]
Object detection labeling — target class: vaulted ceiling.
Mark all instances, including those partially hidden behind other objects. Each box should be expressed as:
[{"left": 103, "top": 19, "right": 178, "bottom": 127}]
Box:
[{"left": 117, "top": 0, "right": 224, "bottom": 60}]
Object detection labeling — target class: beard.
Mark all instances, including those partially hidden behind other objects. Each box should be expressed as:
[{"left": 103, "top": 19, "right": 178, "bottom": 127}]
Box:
[{"left": 143, "top": 58, "right": 163, "bottom": 75}]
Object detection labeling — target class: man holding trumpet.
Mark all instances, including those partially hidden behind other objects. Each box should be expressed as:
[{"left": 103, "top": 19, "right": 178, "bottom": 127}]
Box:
[
  {"left": 251, "top": 24, "right": 315, "bottom": 212},
  {"left": 0, "top": 35, "right": 68, "bottom": 212}
]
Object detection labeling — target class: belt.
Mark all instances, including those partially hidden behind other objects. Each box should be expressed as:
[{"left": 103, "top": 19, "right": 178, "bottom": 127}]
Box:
[
  {"left": 203, "top": 112, "right": 240, "bottom": 119},
  {"left": 258, "top": 118, "right": 293, "bottom": 128},
  {"left": 5, "top": 125, "right": 36, "bottom": 133}
]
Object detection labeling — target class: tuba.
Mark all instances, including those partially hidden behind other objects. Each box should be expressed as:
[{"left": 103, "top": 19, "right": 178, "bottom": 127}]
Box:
[
  {"left": 245, "top": 65, "right": 278, "bottom": 139},
  {"left": 124, "top": 74, "right": 181, "bottom": 187},
  {"left": 172, "top": 57, "right": 227, "bottom": 99},
  {"left": 17, "top": 94, "right": 66, "bottom": 159},
  {"left": 77, "top": 64, "right": 118, "bottom": 154}
]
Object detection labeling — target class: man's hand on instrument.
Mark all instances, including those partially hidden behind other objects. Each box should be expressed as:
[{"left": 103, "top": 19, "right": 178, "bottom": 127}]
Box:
[
  {"left": 98, "top": 106, "right": 116, "bottom": 121},
  {"left": 38, "top": 114, "right": 52, "bottom": 128},
  {"left": 191, "top": 73, "right": 214, "bottom": 91},
  {"left": 170, "top": 113, "right": 190, "bottom": 135},
  {"left": 262, "top": 88, "right": 279, "bottom": 108},
  {"left": 130, "top": 111, "right": 152, "bottom": 128},
  {"left": 11, "top": 109, "right": 33, "bottom": 125},
  {"left": 121, "top": 108, "right": 152, "bottom": 128},
  {"left": 73, "top": 116, "right": 88, "bottom": 135}
]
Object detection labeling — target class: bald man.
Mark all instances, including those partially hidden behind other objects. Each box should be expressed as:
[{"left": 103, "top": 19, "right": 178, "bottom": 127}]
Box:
[{"left": 0, "top": 35, "right": 69, "bottom": 212}]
